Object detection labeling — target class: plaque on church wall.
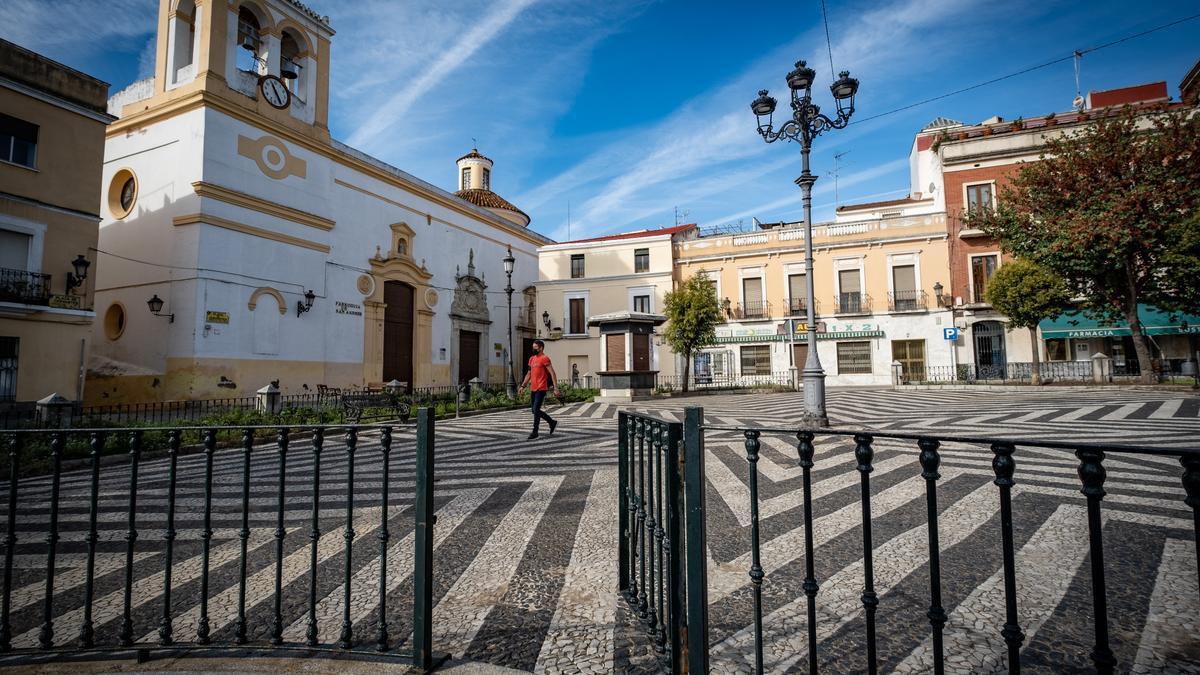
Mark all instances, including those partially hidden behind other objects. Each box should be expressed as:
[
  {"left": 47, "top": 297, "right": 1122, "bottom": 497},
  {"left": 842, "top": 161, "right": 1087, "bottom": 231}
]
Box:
[{"left": 336, "top": 301, "right": 363, "bottom": 316}]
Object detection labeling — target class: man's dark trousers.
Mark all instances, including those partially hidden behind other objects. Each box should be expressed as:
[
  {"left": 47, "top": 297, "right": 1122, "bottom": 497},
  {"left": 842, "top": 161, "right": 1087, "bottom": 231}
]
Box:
[{"left": 530, "top": 390, "right": 555, "bottom": 435}]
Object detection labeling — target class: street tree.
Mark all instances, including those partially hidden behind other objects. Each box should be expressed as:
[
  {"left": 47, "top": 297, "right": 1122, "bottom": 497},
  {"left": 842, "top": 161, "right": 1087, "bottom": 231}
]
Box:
[
  {"left": 983, "top": 259, "right": 1070, "bottom": 385},
  {"left": 965, "top": 105, "right": 1200, "bottom": 383},
  {"left": 663, "top": 271, "right": 723, "bottom": 393}
]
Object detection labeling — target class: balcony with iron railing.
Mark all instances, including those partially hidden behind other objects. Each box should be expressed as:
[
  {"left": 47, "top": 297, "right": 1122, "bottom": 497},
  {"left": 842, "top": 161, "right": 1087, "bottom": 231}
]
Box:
[
  {"left": 785, "top": 296, "right": 820, "bottom": 316},
  {"left": 888, "top": 289, "right": 929, "bottom": 312},
  {"left": 0, "top": 268, "right": 52, "bottom": 306},
  {"left": 733, "top": 300, "right": 771, "bottom": 321},
  {"left": 833, "top": 292, "right": 872, "bottom": 315}
]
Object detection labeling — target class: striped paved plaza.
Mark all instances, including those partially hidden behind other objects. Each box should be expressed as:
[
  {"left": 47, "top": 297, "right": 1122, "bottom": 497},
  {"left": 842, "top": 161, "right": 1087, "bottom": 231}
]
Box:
[{"left": 0, "top": 388, "right": 1197, "bottom": 673}]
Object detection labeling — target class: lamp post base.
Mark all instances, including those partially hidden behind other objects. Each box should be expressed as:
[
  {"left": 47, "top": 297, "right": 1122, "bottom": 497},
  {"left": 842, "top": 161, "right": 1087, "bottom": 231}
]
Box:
[
  {"left": 801, "top": 369, "right": 829, "bottom": 428},
  {"left": 506, "top": 382, "right": 517, "bottom": 400}
]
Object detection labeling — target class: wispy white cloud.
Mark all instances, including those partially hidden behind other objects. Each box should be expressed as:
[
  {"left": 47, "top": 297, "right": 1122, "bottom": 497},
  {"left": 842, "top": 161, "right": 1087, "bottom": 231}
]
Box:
[
  {"left": 344, "top": 0, "right": 542, "bottom": 149},
  {"left": 0, "top": 0, "right": 155, "bottom": 60},
  {"left": 520, "top": 0, "right": 1000, "bottom": 241},
  {"left": 704, "top": 158, "right": 910, "bottom": 227}
]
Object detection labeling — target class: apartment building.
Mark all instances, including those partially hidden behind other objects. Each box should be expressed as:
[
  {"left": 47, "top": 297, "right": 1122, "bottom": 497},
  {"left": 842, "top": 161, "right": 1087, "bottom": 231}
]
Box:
[
  {"left": 675, "top": 213, "right": 952, "bottom": 386},
  {"left": 0, "top": 39, "right": 113, "bottom": 403},
  {"left": 534, "top": 224, "right": 695, "bottom": 385},
  {"left": 932, "top": 80, "right": 1198, "bottom": 375}
]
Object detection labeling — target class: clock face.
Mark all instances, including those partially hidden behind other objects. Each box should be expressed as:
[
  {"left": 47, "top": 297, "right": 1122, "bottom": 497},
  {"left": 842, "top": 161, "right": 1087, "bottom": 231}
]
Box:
[{"left": 259, "top": 75, "right": 291, "bottom": 109}]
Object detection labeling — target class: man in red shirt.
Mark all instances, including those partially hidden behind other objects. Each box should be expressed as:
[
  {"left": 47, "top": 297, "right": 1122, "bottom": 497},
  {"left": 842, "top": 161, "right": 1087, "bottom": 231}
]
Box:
[{"left": 518, "top": 339, "right": 560, "bottom": 440}]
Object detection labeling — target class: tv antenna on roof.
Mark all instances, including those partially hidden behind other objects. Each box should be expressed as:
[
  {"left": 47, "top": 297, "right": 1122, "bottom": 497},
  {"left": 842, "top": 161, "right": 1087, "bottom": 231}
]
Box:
[
  {"left": 1072, "top": 50, "right": 1085, "bottom": 111},
  {"left": 674, "top": 206, "right": 690, "bottom": 226},
  {"left": 831, "top": 151, "right": 850, "bottom": 208}
]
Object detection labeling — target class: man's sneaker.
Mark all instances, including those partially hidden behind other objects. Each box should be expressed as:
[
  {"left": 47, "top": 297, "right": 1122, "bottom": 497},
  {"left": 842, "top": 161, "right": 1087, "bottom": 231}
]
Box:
[
  {"left": 527, "top": 433, "right": 539, "bottom": 440},
  {"left": 549, "top": 419, "right": 558, "bottom": 435}
]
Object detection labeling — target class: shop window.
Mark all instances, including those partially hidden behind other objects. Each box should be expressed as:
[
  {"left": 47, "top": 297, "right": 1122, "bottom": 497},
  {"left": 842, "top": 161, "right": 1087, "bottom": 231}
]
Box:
[
  {"left": 740, "top": 345, "right": 772, "bottom": 376},
  {"left": 1045, "top": 338, "right": 1069, "bottom": 361},
  {"left": 891, "top": 339, "right": 926, "bottom": 380},
  {"left": 837, "top": 341, "right": 872, "bottom": 374}
]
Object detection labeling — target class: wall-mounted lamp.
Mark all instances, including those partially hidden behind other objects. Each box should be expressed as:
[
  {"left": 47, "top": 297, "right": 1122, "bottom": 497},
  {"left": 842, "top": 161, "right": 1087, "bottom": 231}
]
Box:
[
  {"left": 65, "top": 254, "right": 90, "bottom": 293},
  {"left": 933, "top": 281, "right": 951, "bottom": 309},
  {"left": 147, "top": 294, "right": 174, "bottom": 323},
  {"left": 296, "top": 289, "right": 316, "bottom": 317},
  {"left": 542, "top": 310, "right": 551, "bottom": 330}
]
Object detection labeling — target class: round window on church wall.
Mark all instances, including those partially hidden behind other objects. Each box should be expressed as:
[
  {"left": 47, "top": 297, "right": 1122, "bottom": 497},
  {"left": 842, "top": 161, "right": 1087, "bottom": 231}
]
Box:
[
  {"left": 108, "top": 168, "right": 139, "bottom": 219},
  {"left": 104, "top": 303, "right": 127, "bottom": 341}
]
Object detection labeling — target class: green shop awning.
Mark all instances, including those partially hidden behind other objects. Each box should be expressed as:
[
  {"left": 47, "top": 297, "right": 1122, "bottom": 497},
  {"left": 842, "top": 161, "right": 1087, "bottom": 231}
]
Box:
[{"left": 1039, "top": 305, "right": 1200, "bottom": 339}]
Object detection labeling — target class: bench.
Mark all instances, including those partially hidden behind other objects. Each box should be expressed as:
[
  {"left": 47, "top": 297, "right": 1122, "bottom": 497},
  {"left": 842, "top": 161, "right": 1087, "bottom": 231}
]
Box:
[{"left": 339, "top": 392, "right": 410, "bottom": 424}]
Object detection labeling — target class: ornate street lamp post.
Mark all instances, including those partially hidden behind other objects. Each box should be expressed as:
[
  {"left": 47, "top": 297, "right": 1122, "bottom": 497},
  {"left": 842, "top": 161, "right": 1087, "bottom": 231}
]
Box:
[
  {"left": 503, "top": 246, "right": 517, "bottom": 399},
  {"left": 752, "top": 61, "right": 859, "bottom": 427}
]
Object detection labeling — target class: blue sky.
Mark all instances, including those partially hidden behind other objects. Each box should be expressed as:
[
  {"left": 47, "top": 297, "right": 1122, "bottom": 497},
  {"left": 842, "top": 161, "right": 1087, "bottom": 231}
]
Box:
[{"left": 2, "top": 0, "right": 1197, "bottom": 242}]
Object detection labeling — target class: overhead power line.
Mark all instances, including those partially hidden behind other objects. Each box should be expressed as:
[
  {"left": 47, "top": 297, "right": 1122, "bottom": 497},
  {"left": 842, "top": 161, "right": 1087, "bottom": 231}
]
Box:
[{"left": 850, "top": 12, "right": 1200, "bottom": 126}]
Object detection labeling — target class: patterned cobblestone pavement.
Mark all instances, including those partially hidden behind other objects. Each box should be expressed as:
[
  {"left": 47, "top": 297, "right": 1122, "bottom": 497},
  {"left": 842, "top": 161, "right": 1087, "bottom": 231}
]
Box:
[{"left": 0, "top": 388, "right": 1197, "bottom": 673}]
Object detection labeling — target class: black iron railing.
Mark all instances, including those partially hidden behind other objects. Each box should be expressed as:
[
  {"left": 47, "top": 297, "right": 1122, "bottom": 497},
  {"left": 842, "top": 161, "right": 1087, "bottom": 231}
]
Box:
[
  {"left": 834, "top": 292, "right": 871, "bottom": 315},
  {"left": 622, "top": 406, "right": 1200, "bottom": 674},
  {"left": 0, "top": 269, "right": 51, "bottom": 306},
  {"left": 0, "top": 410, "right": 441, "bottom": 669},
  {"left": 888, "top": 290, "right": 928, "bottom": 312},
  {"left": 735, "top": 301, "right": 771, "bottom": 321},
  {"left": 618, "top": 412, "right": 703, "bottom": 672},
  {"left": 900, "top": 361, "right": 1098, "bottom": 384},
  {"left": 786, "top": 297, "right": 820, "bottom": 316},
  {"left": 656, "top": 372, "right": 797, "bottom": 393}
]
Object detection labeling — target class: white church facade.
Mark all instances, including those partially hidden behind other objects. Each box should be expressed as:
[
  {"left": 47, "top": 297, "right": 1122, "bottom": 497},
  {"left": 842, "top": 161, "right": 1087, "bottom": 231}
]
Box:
[{"left": 89, "top": 0, "right": 548, "bottom": 403}]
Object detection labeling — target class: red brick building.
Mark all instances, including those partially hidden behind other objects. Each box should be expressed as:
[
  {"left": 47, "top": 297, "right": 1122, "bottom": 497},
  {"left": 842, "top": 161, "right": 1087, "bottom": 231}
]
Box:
[{"left": 930, "top": 81, "right": 1194, "bottom": 374}]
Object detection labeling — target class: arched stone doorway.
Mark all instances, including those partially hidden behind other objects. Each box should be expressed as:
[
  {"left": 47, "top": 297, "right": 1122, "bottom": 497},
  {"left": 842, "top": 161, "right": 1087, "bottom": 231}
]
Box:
[
  {"left": 365, "top": 223, "right": 434, "bottom": 387},
  {"left": 383, "top": 281, "right": 414, "bottom": 386},
  {"left": 973, "top": 320, "right": 1007, "bottom": 379}
]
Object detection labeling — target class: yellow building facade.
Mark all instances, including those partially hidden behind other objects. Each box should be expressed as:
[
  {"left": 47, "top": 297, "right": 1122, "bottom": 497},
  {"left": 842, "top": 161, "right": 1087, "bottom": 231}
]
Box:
[
  {"left": 0, "top": 39, "right": 112, "bottom": 404},
  {"left": 534, "top": 225, "right": 694, "bottom": 385},
  {"left": 675, "top": 214, "right": 955, "bottom": 385}
]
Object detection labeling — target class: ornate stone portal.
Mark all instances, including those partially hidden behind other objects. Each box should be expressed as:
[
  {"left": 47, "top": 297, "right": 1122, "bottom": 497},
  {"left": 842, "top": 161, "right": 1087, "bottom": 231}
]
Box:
[
  {"left": 364, "top": 222, "right": 434, "bottom": 386},
  {"left": 450, "top": 249, "right": 492, "bottom": 384}
]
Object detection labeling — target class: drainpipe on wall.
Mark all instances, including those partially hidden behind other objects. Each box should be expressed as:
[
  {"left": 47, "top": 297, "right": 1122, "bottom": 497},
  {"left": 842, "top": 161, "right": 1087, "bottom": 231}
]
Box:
[{"left": 77, "top": 338, "right": 86, "bottom": 401}]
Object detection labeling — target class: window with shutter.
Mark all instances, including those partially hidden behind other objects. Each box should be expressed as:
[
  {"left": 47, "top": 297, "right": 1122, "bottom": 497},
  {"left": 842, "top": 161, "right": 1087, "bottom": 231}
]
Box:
[
  {"left": 606, "top": 334, "right": 626, "bottom": 370},
  {"left": 569, "top": 298, "right": 586, "bottom": 334}
]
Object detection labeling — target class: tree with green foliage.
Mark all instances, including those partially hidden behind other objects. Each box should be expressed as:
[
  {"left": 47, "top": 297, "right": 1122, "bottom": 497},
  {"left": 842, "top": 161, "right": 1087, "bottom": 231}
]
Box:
[
  {"left": 983, "top": 260, "right": 1070, "bottom": 385},
  {"left": 965, "top": 106, "right": 1200, "bottom": 383},
  {"left": 663, "top": 271, "right": 723, "bottom": 393}
]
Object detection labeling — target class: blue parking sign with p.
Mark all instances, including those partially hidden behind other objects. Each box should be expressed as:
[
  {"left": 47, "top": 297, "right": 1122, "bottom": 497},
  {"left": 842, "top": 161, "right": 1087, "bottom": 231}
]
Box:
[{"left": 943, "top": 327, "right": 959, "bottom": 341}]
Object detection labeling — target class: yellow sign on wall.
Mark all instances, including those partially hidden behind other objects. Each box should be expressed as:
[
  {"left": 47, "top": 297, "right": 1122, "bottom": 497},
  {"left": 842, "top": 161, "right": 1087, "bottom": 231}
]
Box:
[
  {"left": 48, "top": 294, "right": 81, "bottom": 309},
  {"left": 206, "top": 311, "right": 230, "bottom": 324}
]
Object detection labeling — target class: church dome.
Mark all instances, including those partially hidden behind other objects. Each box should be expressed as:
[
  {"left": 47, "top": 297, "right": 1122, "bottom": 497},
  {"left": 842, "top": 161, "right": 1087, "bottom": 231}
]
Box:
[{"left": 454, "top": 148, "right": 531, "bottom": 227}]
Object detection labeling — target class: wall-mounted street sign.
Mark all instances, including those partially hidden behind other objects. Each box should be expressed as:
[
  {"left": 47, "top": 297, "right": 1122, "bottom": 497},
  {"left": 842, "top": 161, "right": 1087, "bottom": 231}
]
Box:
[
  {"left": 334, "top": 301, "right": 363, "bottom": 316},
  {"left": 48, "top": 294, "right": 81, "bottom": 309},
  {"left": 205, "top": 310, "right": 230, "bottom": 324},
  {"left": 943, "top": 327, "right": 960, "bottom": 341}
]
